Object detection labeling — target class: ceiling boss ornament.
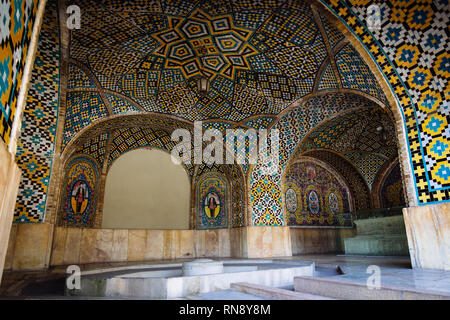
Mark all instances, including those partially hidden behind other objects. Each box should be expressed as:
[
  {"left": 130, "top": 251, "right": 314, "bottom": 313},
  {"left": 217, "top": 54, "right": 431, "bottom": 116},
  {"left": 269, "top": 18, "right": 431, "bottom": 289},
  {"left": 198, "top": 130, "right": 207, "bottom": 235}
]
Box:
[{"left": 152, "top": 8, "right": 258, "bottom": 81}]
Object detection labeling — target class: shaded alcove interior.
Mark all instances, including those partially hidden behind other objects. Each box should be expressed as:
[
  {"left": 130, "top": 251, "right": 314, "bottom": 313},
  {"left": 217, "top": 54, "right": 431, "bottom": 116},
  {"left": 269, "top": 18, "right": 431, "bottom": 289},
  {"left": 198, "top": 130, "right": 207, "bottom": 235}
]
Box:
[
  {"left": 289, "top": 105, "right": 407, "bottom": 220},
  {"left": 102, "top": 148, "right": 190, "bottom": 229},
  {"left": 11, "top": 0, "right": 450, "bottom": 279}
]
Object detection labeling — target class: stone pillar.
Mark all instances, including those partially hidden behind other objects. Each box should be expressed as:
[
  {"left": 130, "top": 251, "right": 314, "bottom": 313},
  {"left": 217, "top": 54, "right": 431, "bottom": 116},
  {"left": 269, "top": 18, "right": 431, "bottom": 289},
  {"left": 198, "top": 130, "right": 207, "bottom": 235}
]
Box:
[
  {"left": 403, "top": 202, "right": 450, "bottom": 270},
  {"left": 0, "top": 141, "right": 22, "bottom": 283}
]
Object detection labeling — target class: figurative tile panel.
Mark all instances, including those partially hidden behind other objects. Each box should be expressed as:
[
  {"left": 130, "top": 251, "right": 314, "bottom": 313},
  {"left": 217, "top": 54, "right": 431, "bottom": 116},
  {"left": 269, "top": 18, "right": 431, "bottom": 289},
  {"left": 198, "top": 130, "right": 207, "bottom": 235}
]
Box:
[
  {"left": 380, "top": 163, "right": 407, "bottom": 208},
  {"left": 196, "top": 172, "right": 228, "bottom": 229},
  {"left": 59, "top": 156, "right": 99, "bottom": 227},
  {"left": 285, "top": 161, "right": 352, "bottom": 227},
  {"left": 0, "top": 0, "right": 38, "bottom": 144},
  {"left": 108, "top": 126, "right": 177, "bottom": 167},
  {"left": 304, "top": 149, "right": 371, "bottom": 211},
  {"left": 106, "top": 94, "right": 140, "bottom": 115},
  {"left": 14, "top": 1, "right": 59, "bottom": 223},
  {"left": 318, "top": 0, "right": 450, "bottom": 204}
]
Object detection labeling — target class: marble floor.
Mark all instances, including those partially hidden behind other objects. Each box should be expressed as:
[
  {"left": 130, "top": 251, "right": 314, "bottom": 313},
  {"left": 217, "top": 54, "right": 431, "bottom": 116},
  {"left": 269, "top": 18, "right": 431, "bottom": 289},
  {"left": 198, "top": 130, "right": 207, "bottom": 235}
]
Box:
[
  {"left": 301, "top": 255, "right": 450, "bottom": 295},
  {"left": 1, "top": 254, "right": 449, "bottom": 299}
]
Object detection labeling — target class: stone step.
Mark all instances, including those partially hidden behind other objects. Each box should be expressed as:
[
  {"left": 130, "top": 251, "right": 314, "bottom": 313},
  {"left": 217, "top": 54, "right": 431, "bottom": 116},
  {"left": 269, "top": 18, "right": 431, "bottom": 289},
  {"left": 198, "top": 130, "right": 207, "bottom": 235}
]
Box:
[
  {"left": 294, "top": 276, "right": 450, "bottom": 300},
  {"left": 354, "top": 215, "right": 407, "bottom": 236},
  {"left": 344, "top": 234, "right": 409, "bottom": 256},
  {"left": 231, "top": 282, "right": 334, "bottom": 300}
]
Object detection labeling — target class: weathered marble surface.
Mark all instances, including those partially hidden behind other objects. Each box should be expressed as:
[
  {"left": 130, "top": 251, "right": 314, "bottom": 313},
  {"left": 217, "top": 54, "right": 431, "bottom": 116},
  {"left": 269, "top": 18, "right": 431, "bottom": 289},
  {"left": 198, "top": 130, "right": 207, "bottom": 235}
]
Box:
[
  {"left": 6, "top": 225, "right": 297, "bottom": 270},
  {"left": 290, "top": 228, "right": 356, "bottom": 255},
  {"left": 344, "top": 216, "right": 409, "bottom": 256},
  {"left": 0, "top": 140, "right": 21, "bottom": 282},
  {"left": 67, "top": 260, "right": 314, "bottom": 299},
  {"left": 403, "top": 203, "right": 450, "bottom": 271}
]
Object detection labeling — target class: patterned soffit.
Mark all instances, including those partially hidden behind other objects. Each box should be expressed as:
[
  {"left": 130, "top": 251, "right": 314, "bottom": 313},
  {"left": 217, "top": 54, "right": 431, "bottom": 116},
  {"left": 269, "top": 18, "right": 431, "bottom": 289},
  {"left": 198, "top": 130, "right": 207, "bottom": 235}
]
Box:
[{"left": 64, "top": 0, "right": 387, "bottom": 149}]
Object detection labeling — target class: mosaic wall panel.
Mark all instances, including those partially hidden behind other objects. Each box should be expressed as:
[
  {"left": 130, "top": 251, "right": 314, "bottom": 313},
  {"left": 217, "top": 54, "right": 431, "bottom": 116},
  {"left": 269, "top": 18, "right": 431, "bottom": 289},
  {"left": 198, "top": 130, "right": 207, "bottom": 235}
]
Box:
[
  {"left": 106, "top": 94, "right": 140, "bottom": 115},
  {"left": 196, "top": 163, "right": 225, "bottom": 177},
  {"left": 304, "top": 150, "right": 371, "bottom": 211},
  {"left": 108, "top": 126, "right": 176, "bottom": 167},
  {"left": 319, "top": 13, "right": 345, "bottom": 50},
  {"left": 318, "top": 61, "right": 339, "bottom": 91},
  {"left": 229, "top": 164, "right": 245, "bottom": 228},
  {"left": 80, "top": 132, "right": 109, "bottom": 168},
  {"left": 14, "top": 1, "right": 59, "bottom": 223},
  {"left": 196, "top": 172, "right": 228, "bottom": 229},
  {"left": 335, "top": 44, "right": 387, "bottom": 104},
  {"left": 61, "top": 0, "right": 399, "bottom": 159},
  {"left": 0, "top": 0, "right": 38, "bottom": 144},
  {"left": 250, "top": 93, "right": 377, "bottom": 226},
  {"left": 64, "top": 0, "right": 367, "bottom": 130},
  {"left": 67, "top": 63, "right": 95, "bottom": 89},
  {"left": 285, "top": 161, "right": 352, "bottom": 227},
  {"left": 318, "top": 0, "right": 450, "bottom": 204},
  {"left": 63, "top": 91, "right": 108, "bottom": 149},
  {"left": 59, "top": 156, "right": 99, "bottom": 227},
  {"left": 380, "top": 163, "right": 407, "bottom": 209}
]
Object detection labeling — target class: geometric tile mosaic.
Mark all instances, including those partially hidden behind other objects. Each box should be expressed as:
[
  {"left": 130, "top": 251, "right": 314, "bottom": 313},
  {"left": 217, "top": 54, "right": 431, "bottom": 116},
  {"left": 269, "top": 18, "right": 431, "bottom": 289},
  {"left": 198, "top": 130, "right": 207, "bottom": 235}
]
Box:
[
  {"left": 80, "top": 132, "right": 109, "bottom": 168},
  {"left": 0, "top": 0, "right": 38, "bottom": 145},
  {"left": 106, "top": 94, "right": 140, "bottom": 115},
  {"left": 66, "top": 0, "right": 339, "bottom": 127},
  {"left": 296, "top": 107, "right": 398, "bottom": 189},
  {"left": 196, "top": 171, "right": 228, "bottom": 230},
  {"left": 63, "top": 91, "right": 108, "bottom": 149},
  {"left": 15, "top": 0, "right": 449, "bottom": 228},
  {"left": 61, "top": 0, "right": 398, "bottom": 158},
  {"left": 319, "top": 13, "right": 345, "bottom": 50},
  {"left": 106, "top": 126, "right": 195, "bottom": 176},
  {"left": 14, "top": 1, "right": 59, "bottom": 223},
  {"left": 59, "top": 156, "right": 99, "bottom": 227},
  {"left": 380, "top": 163, "right": 406, "bottom": 208},
  {"left": 250, "top": 92, "right": 378, "bottom": 226},
  {"left": 319, "top": 0, "right": 450, "bottom": 204},
  {"left": 318, "top": 61, "right": 339, "bottom": 91},
  {"left": 107, "top": 126, "right": 177, "bottom": 168},
  {"left": 229, "top": 164, "right": 245, "bottom": 228},
  {"left": 67, "top": 63, "right": 95, "bottom": 90},
  {"left": 335, "top": 44, "right": 388, "bottom": 104}
]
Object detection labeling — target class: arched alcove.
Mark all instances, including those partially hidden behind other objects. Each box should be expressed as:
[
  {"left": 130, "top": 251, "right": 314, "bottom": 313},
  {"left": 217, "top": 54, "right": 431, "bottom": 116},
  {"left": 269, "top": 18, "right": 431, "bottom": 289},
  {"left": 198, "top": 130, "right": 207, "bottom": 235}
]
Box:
[{"left": 102, "top": 148, "right": 190, "bottom": 229}]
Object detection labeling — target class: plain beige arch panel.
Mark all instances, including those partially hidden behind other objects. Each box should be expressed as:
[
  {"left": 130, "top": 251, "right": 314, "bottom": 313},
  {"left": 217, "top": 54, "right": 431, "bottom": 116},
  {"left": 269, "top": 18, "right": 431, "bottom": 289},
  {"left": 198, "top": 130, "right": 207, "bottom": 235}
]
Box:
[{"left": 102, "top": 148, "right": 190, "bottom": 229}]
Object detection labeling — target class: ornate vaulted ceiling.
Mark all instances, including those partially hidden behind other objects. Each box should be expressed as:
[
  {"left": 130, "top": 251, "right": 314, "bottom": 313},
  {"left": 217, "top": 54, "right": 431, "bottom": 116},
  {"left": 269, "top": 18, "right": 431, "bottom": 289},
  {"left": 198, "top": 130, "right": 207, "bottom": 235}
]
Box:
[
  {"left": 297, "top": 107, "right": 398, "bottom": 188},
  {"left": 64, "top": 0, "right": 387, "bottom": 149}
]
